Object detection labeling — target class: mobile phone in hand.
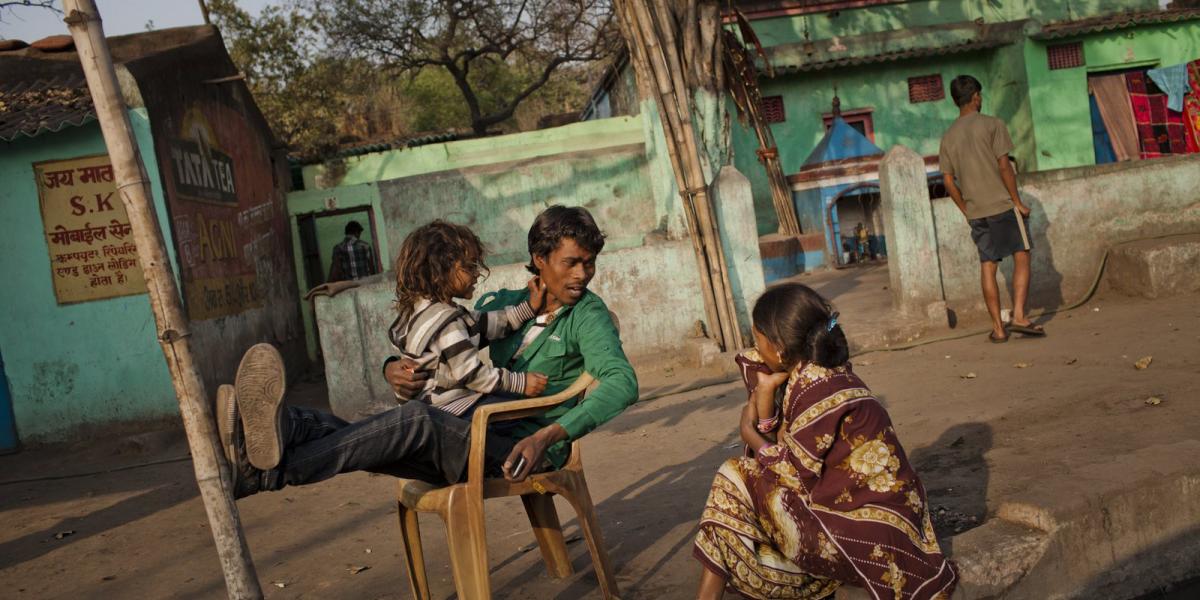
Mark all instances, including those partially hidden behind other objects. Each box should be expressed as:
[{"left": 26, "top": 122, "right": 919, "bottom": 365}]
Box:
[{"left": 511, "top": 455, "right": 528, "bottom": 478}]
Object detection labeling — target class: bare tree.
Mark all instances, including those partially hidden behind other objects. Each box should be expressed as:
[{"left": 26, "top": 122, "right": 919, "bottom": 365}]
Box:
[
  {"left": 0, "top": 1, "right": 59, "bottom": 21},
  {"left": 319, "top": 0, "right": 616, "bottom": 135}
]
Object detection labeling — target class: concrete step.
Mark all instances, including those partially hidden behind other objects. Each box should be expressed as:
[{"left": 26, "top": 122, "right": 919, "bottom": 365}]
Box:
[{"left": 1106, "top": 234, "right": 1200, "bottom": 299}]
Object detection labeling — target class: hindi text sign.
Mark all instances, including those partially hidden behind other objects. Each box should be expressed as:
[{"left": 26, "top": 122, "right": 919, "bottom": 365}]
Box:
[{"left": 35, "top": 155, "right": 146, "bottom": 304}]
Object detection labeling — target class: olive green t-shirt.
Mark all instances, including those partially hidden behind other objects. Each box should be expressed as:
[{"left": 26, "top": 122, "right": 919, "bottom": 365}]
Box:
[{"left": 938, "top": 112, "right": 1015, "bottom": 219}]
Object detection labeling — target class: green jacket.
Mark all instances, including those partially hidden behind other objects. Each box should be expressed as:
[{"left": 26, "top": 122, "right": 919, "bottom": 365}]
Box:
[{"left": 476, "top": 287, "right": 638, "bottom": 467}]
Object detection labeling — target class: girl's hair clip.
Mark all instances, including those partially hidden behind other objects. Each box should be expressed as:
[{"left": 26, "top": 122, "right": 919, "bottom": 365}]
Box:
[{"left": 826, "top": 312, "right": 840, "bottom": 332}]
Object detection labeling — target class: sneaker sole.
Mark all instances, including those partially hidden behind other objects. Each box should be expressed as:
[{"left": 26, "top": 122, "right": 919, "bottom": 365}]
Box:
[
  {"left": 236, "top": 343, "right": 286, "bottom": 470},
  {"left": 215, "top": 384, "right": 238, "bottom": 463}
]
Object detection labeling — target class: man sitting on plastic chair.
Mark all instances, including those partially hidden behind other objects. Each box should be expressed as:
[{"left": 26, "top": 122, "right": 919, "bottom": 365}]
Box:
[{"left": 218, "top": 205, "right": 638, "bottom": 499}]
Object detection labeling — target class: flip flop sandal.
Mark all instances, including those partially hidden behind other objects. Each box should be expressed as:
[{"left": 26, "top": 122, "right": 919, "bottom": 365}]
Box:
[
  {"left": 1008, "top": 322, "right": 1046, "bottom": 336},
  {"left": 988, "top": 332, "right": 1009, "bottom": 343}
]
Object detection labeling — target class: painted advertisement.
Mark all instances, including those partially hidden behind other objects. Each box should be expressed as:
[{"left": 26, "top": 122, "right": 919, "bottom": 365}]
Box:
[
  {"left": 34, "top": 155, "right": 146, "bottom": 304},
  {"left": 163, "top": 106, "right": 282, "bottom": 321}
]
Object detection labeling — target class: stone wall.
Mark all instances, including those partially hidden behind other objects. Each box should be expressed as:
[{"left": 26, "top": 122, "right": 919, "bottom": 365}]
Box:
[
  {"left": 881, "top": 149, "right": 1200, "bottom": 318},
  {"left": 314, "top": 239, "right": 708, "bottom": 420},
  {"left": 311, "top": 165, "right": 764, "bottom": 420}
]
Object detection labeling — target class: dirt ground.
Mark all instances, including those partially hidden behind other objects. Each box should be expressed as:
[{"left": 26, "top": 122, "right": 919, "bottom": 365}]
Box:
[{"left": 1, "top": 287, "right": 1197, "bottom": 599}]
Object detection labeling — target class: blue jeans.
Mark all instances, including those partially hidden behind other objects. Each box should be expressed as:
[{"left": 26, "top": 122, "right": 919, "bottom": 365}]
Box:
[{"left": 261, "top": 401, "right": 518, "bottom": 490}]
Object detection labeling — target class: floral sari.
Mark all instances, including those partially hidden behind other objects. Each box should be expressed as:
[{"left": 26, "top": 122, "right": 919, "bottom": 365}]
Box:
[{"left": 693, "top": 351, "right": 957, "bottom": 600}]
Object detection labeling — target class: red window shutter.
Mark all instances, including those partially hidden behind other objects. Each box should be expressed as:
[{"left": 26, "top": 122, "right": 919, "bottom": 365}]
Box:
[
  {"left": 907, "top": 74, "right": 944, "bottom": 103},
  {"left": 759, "top": 95, "right": 785, "bottom": 123},
  {"left": 1047, "top": 42, "right": 1084, "bottom": 70}
]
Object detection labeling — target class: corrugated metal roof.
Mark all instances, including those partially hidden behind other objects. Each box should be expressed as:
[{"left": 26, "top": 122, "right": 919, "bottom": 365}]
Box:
[
  {"left": 1033, "top": 8, "right": 1200, "bottom": 40},
  {"left": 291, "top": 130, "right": 471, "bottom": 165},
  {"left": 0, "top": 75, "right": 94, "bottom": 142},
  {"left": 765, "top": 19, "right": 1026, "bottom": 75},
  {"left": 773, "top": 36, "right": 1009, "bottom": 74}
]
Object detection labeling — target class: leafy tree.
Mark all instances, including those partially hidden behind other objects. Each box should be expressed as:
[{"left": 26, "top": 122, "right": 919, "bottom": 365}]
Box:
[
  {"left": 208, "top": 0, "right": 373, "bottom": 158},
  {"left": 210, "top": 0, "right": 609, "bottom": 159},
  {"left": 318, "top": 0, "right": 616, "bottom": 135}
]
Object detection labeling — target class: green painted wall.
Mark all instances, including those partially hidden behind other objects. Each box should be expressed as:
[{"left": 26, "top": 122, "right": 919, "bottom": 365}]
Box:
[
  {"left": 0, "top": 110, "right": 180, "bottom": 443},
  {"left": 375, "top": 144, "right": 657, "bottom": 267},
  {"left": 1025, "top": 21, "right": 1200, "bottom": 170},
  {"left": 287, "top": 182, "right": 386, "bottom": 360},
  {"left": 731, "top": 1, "right": 1192, "bottom": 235},
  {"left": 315, "top": 215, "right": 379, "bottom": 281},
  {"left": 732, "top": 51, "right": 999, "bottom": 235},
  {"left": 302, "top": 116, "right": 646, "bottom": 190},
  {"left": 287, "top": 115, "right": 666, "bottom": 360}
]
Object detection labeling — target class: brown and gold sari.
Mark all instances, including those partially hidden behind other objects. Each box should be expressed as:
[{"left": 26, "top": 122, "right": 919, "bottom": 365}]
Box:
[{"left": 693, "top": 351, "right": 957, "bottom": 600}]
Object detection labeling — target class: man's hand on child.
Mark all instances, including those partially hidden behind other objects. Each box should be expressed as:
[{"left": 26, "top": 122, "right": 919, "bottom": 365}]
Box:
[
  {"left": 524, "top": 372, "right": 549, "bottom": 397},
  {"left": 526, "top": 276, "right": 547, "bottom": 313},
  {"left": 385, "top": 357, "right": 431, "bottom": 400}
]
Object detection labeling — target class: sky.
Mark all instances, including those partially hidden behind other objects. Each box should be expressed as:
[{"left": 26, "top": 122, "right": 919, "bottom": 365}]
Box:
[{"left": 0, "top": 0, "right": 272, "bottom": 42}]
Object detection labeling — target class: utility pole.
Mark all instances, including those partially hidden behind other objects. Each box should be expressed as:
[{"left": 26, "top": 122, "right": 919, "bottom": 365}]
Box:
[{"left": 61, "top": 1, "right": 262, "bottom": 597}]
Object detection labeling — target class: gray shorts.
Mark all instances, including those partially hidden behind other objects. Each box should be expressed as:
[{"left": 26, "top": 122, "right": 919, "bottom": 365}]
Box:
[{"left": 969, "top": 208, "right": 1031, "bottom": 263}]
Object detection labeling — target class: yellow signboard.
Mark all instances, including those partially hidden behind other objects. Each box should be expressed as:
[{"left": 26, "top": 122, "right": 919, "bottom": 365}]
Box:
[{"left": 34, "top": 155, "right": 147, "bottom": 304}]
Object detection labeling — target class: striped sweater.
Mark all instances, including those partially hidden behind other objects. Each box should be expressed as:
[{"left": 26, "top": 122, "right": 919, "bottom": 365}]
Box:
[{"left": 387, "top": 297, "right": 536, "bottom": 416}]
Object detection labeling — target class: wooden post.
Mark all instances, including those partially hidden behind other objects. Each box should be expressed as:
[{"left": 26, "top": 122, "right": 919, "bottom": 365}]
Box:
[{"left": 61, "top": 2, "right": 263, "bottom": 598}]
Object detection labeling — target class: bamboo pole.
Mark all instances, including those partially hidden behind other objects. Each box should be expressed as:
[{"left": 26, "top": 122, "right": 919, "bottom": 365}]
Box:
[
  {"left": 61, "top": 2, "right": 263, "bottom": 598},
  {"left": 614, "top": 1, "right": 724, "bottom": 348},
  {"left": 723, "top": 29, "right": 801, "bottom": 237},
  {"left": 633, "top": 0, "right": 744, "bottom": 350},
  {"left": 618, "top": 0, "right": 727, "bottom": 348},
  {"left": 652, "top": 1, "right": 744, "bottom": 350}
]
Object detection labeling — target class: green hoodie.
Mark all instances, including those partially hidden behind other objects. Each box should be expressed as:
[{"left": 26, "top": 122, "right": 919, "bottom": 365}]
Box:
[{"left": 476, "top": 287, "right": 638, "bottom": 467}]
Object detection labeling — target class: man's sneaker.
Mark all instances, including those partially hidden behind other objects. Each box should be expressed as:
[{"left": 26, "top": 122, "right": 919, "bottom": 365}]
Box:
[
  {"left": 235, "top": 343, "right": 287, "bottom": 470},
  {"left": 217, "top": 384, "right": 261, "bottom": 499},
  {"left": 215, "top": 384, "right": 238, "bottom": 462}
]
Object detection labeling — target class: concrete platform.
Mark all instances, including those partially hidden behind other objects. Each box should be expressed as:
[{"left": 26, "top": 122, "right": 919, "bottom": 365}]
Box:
[{"left": 1106, "top": 234, "right": 1200, "bottom": 300}]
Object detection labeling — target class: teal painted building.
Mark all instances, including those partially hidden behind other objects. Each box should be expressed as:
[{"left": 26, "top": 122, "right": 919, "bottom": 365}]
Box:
[
  {"left": 0, "top": 27, "right": 304, "bottom": 446},
  {"left": 0, "top": 111, "right": 181, "bottom": 447},
  {"left": 730, "top": 1, "right": 1200, "bottom": 236}
]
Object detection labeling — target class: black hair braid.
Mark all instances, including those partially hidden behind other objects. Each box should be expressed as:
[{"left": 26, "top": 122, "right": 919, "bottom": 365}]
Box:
[{"left": 808, "top": 313, "right": 849, "bottom": 368}]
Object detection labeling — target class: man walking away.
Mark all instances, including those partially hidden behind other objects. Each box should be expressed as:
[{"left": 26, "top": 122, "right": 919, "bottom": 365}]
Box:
[
  {"left": 328, "top": 220, "right": 378, "bottom": 282},
  {"left": 939, "top": 75, "right": 1046, "bottom": 343}
]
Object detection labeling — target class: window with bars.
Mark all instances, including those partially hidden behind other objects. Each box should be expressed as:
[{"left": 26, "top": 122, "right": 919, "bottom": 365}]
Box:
[
  {"left": 907, "top": 74, "right": 944, "bottom": 103},
  {"left": 759, "top": 95, "right": 785, "bottom": 123},
  {"left": 1047, "top": 42, "right": 1084, "bottom": 70}
]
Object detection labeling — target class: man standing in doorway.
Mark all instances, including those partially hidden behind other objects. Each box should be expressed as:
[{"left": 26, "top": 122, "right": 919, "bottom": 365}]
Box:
[
  {"left": 328, "top": 220, "right": 378, "bottom": 282},
  {"left": 939, "top": 75, "right": 1046, "bottom": 343}
]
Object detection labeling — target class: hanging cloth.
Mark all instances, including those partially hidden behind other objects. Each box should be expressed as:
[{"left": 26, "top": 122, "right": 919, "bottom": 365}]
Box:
[
  {"left": 1184, "top": 60, "right": 1200, "bottom": 153},
  {"left": 1147, "top": 63, "right": 1190, "bottom": 112},
  {"left": 1089, "top": 94, "right": 1118, "bottom": 164},
  {"left": 1126, "top": 71, "right": 1190, "bottom": 158},
  {"left": 1088, "top": 75, "right": 1140, "bottom": 161}
]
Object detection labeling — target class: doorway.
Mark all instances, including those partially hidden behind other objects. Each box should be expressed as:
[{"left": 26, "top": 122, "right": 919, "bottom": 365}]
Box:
[
  {"left": 295, "top": 206, "right": 381, "bottom": 291},
  {"left": 827, "top": 183, "right": 885, "bottom": 267}
]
